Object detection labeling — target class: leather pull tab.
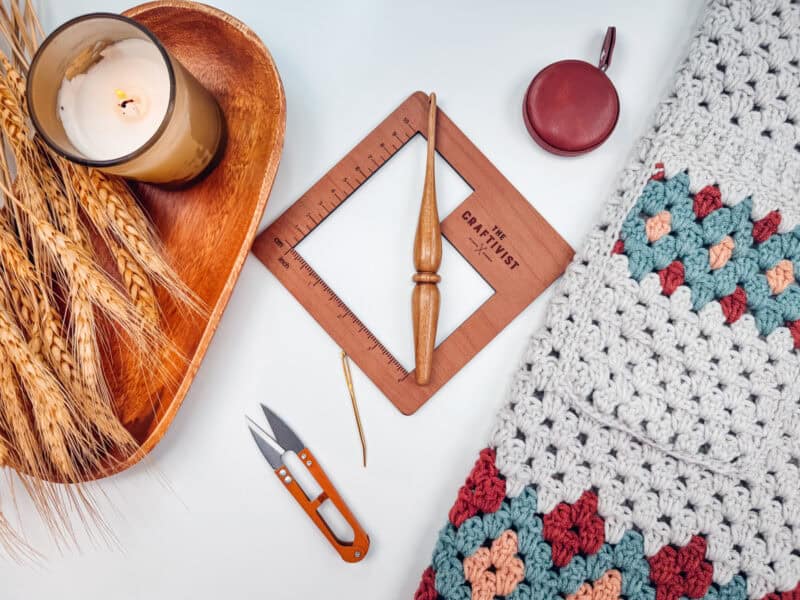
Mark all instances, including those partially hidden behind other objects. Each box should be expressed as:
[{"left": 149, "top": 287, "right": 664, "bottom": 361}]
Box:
[{"left": 598, "top": 26, "right": 616, "bottom": 72}]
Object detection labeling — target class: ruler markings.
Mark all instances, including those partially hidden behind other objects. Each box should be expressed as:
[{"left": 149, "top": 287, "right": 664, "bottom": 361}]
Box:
[{"left": 279, "top": 248, "right": 407, "bottom": 377}]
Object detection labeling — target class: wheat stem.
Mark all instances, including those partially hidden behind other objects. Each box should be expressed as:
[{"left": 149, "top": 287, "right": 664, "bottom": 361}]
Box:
[{"left": 0, "top": 305, "right": 79, "bottom": 479}]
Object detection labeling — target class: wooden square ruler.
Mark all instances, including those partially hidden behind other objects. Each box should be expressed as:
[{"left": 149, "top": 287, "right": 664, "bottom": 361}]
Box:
[{"left": 252, "top": 91, "right": 573, "bottom": 414}]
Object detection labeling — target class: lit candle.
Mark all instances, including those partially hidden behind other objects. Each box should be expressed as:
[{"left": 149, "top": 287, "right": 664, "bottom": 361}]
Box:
[
  {"left": 28, "top": 14, "right": 223, "bottom": 185},
  {"left": 57, "top": 38, "right": 170, "bottom": 161}
]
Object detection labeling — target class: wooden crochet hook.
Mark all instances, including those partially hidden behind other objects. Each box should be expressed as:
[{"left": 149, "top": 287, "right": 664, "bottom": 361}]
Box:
[{"left": 412, "top": 93, "right": 441, "bottom": 385}]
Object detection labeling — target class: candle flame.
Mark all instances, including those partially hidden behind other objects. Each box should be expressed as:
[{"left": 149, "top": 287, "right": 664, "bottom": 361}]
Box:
[{"left": 114, "top": 89, "right": 127, "bottom": 100}]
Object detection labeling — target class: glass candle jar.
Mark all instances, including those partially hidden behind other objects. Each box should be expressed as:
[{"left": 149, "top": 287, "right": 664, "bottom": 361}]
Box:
[{"left": 27, "top": 13, "right": 224, "bottom": 186}]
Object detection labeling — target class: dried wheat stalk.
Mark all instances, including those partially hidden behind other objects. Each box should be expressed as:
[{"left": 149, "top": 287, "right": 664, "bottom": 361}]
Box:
[{"left": 0, "top": 0, "right": 203, "bottom": 553}]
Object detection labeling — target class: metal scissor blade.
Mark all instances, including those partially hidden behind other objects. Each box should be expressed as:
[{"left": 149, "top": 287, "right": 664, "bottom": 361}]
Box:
[
  {"left": 247, "top": 417, "right": 285, "bottom": 469},
  {"left": 261, "top": 404, "right": 304, "bottom": 453}
]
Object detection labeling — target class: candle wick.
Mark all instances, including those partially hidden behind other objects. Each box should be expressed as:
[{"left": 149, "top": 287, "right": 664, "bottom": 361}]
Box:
[{"left": 119, "top": 98, "right": 135, "bottom": 108}]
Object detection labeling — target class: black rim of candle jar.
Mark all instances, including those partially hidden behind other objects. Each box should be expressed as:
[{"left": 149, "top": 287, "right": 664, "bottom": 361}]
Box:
[{"left": 27, "top": 12, "right": 177, "bottom": 168}]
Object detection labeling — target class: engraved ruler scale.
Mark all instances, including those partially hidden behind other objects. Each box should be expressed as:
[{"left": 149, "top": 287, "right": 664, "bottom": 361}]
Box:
[{"left": 252, "top": 92, "right": 573, "bottom": 415}]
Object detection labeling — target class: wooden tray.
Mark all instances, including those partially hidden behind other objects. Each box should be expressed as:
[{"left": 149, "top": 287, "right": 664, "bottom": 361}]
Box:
[{"left": 85, "top": 1, "right": 285, "bottom": 480}]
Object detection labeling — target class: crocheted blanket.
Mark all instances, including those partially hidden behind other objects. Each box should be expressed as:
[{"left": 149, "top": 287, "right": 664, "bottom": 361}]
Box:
[{"left": 414, "top": 1, "right": 800, "bottom": 599}]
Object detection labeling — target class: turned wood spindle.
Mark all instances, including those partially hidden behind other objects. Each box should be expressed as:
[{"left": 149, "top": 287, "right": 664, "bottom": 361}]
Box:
[{"left": 412, "top": 93, "right": 442, "bottom": 385}]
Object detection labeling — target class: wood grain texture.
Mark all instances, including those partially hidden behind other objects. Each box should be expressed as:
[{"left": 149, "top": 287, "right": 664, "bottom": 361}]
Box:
[
  {"left": 253, "top": 92, "right": 572, "bottom": 415},
  {"left": 79, "top": 0, "right": 285, "bottom": 480},
  {"left": 412, "top": 93, "right": 441, "bottom": 385}
]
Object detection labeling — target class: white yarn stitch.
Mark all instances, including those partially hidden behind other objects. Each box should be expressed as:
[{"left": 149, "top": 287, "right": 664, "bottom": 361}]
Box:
[{"left": 492, "top": 1, "right": 800, "bottom": 597}]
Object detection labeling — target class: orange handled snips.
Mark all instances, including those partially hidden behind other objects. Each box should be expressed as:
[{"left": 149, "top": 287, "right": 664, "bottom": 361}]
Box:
[{"left": 247, "top": 404, "right": 370, "bottom": 563}]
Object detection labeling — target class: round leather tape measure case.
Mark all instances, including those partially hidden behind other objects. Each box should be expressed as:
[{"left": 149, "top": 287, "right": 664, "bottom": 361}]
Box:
[{"left": 523, "top": 27, "right": 619, "bottom": 156}]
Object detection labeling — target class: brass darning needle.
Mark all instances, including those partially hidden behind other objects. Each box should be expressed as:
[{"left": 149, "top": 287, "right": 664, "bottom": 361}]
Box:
[{"left": 341, "top": 351, "right": 367, "bottom": 468}]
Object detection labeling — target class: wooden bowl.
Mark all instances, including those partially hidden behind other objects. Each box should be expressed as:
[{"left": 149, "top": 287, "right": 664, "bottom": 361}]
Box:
[{"left": 84, "top": 1, "right": 285, "bottom": 480}]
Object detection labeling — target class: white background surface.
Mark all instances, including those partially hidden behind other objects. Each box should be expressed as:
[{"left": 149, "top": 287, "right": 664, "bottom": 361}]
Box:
[{"left": 4, "top": 1, "right": 702, "bottom": 598}]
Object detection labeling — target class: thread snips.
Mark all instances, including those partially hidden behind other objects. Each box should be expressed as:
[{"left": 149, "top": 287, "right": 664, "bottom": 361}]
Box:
[{"left": 246, "top": 404, "right": 370, "bottom": 562}]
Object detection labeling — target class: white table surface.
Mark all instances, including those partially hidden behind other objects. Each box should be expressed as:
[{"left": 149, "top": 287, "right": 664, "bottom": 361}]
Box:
[{"left": 4, "top": 1, "right": 703, "bottom": 598}]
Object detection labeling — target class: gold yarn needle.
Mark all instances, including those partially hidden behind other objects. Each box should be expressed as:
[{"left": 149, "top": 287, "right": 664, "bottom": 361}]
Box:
[{"left": 341, "top": 350, "right": 367, "bottom": 468}]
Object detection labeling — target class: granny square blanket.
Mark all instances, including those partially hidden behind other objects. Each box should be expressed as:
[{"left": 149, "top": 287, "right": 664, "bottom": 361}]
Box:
[{"left": 415, "top": 1, "right": 800, "bottom": 599}]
